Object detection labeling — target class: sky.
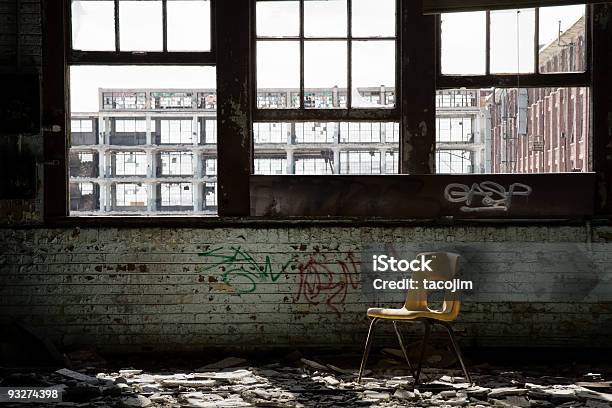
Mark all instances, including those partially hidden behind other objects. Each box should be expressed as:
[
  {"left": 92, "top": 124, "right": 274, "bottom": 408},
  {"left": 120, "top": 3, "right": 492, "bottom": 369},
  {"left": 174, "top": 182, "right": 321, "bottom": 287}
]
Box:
[{"left": 70, "top": 1, "right": 585, "bottom": 112}]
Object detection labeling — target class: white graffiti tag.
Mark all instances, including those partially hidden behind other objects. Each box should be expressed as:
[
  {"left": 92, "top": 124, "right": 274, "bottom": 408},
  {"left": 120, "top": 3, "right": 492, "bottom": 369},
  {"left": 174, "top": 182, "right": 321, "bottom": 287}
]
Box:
[{"left": 444, "top": 181, "right": 532, "bottom": 212}]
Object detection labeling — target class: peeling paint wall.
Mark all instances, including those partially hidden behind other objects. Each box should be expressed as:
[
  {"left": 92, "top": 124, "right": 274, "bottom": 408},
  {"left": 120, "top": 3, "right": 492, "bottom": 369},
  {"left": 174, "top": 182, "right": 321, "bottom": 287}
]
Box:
[{"left": 2, "top": 226, "right": 612, "bottom": 352}]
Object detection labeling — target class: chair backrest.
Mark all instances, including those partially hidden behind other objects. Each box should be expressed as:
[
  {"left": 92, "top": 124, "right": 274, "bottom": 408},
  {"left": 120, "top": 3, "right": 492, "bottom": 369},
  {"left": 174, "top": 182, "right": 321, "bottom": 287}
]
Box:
[{"left": 404, "top": 252, "right": 462, "bottom": 318}]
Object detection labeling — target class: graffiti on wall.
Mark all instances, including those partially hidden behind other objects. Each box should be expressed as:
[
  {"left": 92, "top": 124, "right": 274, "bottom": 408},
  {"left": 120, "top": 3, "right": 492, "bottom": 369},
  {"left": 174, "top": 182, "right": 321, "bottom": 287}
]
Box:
[
  {"left": 199, "top": 246, "right": 292, "bottom": 294},
  {"left": 199, "top": 246, "right": 361, "bottom": 315},
  {"left": 294, "top": 251, "right": 360, "bottom": 316},
  {"left": 444, "top": 181, "right": 532, "bottom": 212}
]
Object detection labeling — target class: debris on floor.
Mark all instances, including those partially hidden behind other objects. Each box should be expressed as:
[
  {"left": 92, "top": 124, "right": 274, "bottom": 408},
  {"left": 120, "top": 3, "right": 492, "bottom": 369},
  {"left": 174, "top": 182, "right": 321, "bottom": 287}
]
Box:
[{"left": 1, "top": 353, "right": 611, "bottom": 407}]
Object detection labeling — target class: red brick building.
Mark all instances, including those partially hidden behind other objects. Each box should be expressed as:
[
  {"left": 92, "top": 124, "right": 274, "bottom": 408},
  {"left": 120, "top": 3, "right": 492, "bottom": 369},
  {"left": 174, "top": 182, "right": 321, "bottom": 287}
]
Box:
[{"left": 488, "top": 16, "right": 589, "bottom": 173}]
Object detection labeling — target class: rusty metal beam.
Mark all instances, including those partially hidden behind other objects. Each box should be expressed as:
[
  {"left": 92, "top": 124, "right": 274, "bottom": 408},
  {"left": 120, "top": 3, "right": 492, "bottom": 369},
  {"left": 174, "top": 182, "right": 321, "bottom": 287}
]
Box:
[
  {"left": 216, "top": 0, "right": 252, "bottom": 216},
  {"left": 42, "top": 0, "right": 69, "bottom": 219},
  {"left": 437, "top": 72, "right": 591, "bottom": 89},
  {"left": 401, "top": 0, "right": 436, "bottom": 174},
  {"left": 250, "top": 173, "right": 596, "bottom": 218},
  {"left": 591, "top": 4, "right": 612, "bottom": 215}
]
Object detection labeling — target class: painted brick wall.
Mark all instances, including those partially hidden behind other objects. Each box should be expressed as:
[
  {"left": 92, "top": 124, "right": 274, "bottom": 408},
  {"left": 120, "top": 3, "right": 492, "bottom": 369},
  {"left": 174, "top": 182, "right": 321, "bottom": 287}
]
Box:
[
  {"left": 1, "top": 2, "right": 612, "bottom": 353},
  {"left": 1, "top": 225, "right": 611, "bottom": 352}
]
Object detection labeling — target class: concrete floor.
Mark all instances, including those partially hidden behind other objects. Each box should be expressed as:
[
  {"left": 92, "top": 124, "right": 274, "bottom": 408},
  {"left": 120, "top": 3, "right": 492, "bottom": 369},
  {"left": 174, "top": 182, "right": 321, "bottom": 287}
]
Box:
[{"left": 1, "top": 350, "right": 611, "bottom": 407}]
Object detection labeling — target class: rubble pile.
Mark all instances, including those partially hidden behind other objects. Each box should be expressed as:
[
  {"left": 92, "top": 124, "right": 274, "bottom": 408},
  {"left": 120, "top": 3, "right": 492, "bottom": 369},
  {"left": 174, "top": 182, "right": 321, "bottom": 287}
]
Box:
[{"left": 1, "top": 356, "right": 611, "bottom": 407}]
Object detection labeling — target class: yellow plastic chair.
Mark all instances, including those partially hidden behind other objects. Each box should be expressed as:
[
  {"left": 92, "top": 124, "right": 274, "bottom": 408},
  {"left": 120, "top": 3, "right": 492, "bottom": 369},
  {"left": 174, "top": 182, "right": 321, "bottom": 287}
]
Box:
[{"left": 357, "top": 251, "right": 471, "bottom": 386}]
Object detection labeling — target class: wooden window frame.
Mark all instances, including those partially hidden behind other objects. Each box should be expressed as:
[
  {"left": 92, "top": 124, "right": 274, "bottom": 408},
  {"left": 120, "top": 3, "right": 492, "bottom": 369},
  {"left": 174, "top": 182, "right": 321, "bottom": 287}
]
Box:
[{"left": 42, "top": 0, "right": 611, "bottom": 224}]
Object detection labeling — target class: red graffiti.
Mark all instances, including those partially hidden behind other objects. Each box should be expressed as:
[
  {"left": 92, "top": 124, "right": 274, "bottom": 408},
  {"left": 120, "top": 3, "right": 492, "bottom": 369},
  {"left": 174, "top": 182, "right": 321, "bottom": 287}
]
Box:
[{"left": 295, "top": 252, "right": 360, "bottom": 316}]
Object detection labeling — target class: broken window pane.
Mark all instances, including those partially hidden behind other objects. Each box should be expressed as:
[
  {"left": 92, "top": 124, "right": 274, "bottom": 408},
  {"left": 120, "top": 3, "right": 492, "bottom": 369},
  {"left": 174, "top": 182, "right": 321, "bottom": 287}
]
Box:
[
  {"left": 539, "top": 5, "right": 586, "bottom": 73},
  {"left": 160, "top": 182, "right": 193, "bottom": 208},
  {"left": 70, "top": 182, "right": 100, "bottom": 212},
  {"left": 352, "top": 0, "right": 395, "bottom": 38},
  {"left": 257, "top": 41, "right": 300, "bottom": 109},
  {"left": 160, "top": 152, "right": 194, "bottom": 176},
  {"left": 490, "top": 8, "right": 535, "bottom": 74},
  {"left": 304, "top": 0, "right": 347, "bottom": 38},
  {"left": 352, "top": 40, "right": 395, "bottom": 108},
  {"left": 295, "top": 123, "right": 336, "bottom": 144},
  {"left": 440, "top": 12, "right": 486, "bottom": 75},
  {"left": 304, "top": 41, "right": 347, "bottom": 108},
  {"left": 69, "top": 65, "right": 216, "bottom": 215},
  {"left": 71, "top": 0, "right": 115, "bottom": 51},
  {"left": 167, "top": 0, "right": 211, "bottom": 51},
  {"left": 340, "top": 151, "right": 382, "bottom": 174},
  {"left": 253, "top": 121, "right": 399, "bottom": 174},
  {"left": 254, "top": 156, "right": 288, "bottom": 175},
  {"left": 113, "top": 151, "right": 148, "bottom": 176},
  {"left": 256, "top": 0, "right": 299, "bottom": 38},
  {"left": 119, "top": 0, "right": 163, "bottom": 51},
  {"left": 70, "top": 150, "right": 99, "bottom": 178},
  {"left": 295, "top": 156, "right": 335, "bottom": 174}
]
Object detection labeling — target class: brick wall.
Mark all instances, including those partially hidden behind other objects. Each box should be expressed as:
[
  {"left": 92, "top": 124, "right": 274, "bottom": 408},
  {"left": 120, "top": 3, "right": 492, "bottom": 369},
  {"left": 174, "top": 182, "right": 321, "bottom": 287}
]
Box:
[
  {"left": 1, "top": 225, "right": 612, "bottom": 352},
  {"left": 1, "top": 2, "right": 612, "bottom": 353}
]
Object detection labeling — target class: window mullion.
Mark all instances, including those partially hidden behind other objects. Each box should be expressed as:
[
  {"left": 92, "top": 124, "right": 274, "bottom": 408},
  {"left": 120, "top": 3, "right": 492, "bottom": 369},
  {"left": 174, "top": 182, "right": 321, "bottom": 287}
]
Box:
[
  {"left": 162, "top": 0, "right": 168, "bottom": 52},
  {"left": 400, "top": 0, "right": 436, "bottom": 174},
  {"left": 299, "top": 0, "right": 305, "bottom": 110},
  {"left": 534, "top": 7, "right": 540, "bottom": 73},
  {"left": 216, "top": 0, "right": 252, "bottom": 216},
  {"left": 347, "top": 0, "right": 352, "bottom": 110},
  {"left": 114, "top": 0, "right": 120, "bottom": 52}
]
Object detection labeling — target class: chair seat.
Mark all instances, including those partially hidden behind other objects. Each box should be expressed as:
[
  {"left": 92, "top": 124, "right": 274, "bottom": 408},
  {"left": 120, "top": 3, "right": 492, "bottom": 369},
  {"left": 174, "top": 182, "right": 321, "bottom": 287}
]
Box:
[{"left": 367, "top": 306, "right": 457, "bottom": 321}]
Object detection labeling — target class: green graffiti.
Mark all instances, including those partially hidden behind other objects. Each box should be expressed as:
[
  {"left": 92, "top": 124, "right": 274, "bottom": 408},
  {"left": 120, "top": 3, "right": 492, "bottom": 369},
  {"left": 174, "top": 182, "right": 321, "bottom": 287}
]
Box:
[{"left": 199, "top": 246, "right": 293, "bottom": 293}]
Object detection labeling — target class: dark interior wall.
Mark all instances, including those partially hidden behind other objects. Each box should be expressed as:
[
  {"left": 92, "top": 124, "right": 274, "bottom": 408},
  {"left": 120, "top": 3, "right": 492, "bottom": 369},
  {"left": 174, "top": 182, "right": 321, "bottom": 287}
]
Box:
[
  {"left": 0, "top": 0, "right": 43, "bottom": 224},
  {"left": 1, "top": 1, "right": 612, "bottom": 351}
]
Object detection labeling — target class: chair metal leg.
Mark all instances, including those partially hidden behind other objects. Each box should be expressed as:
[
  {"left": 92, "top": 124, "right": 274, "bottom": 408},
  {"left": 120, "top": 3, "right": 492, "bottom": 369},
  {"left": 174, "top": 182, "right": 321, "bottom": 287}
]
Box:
[
  {"left": 357, "top": 318, "right": 378, "bottom": 383},
  {"left": 392, "top": 321, "right": 414, "bottom": 375},
  {"left": 414, "top": 319, "right": 431, "bottom": 387},
  {"left": 440, "top": 321, "right": 472, "bottom": 385}
]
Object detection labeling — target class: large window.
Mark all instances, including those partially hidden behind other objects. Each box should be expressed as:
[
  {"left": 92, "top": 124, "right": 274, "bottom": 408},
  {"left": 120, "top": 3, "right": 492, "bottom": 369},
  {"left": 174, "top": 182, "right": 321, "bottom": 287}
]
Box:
[
  {"left": 436, "top": 5, "right": 591, "bottom": 175},
  {"left": 255, "top": 0, "right": 396, "bottom": 111},
  {"left": 68, "top": 0, "right": 216, "bottom": 216},
  {"left": 46, "top": 0, "right": 601, "bottom": 220}
]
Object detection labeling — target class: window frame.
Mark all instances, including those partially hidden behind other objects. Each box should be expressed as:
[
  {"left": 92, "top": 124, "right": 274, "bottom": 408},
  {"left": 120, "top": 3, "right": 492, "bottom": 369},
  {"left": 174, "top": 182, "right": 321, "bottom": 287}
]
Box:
[
  {"left": 251, "top": 0, "right": 402, "bottom": 122},
  {"left": 42, "top": 0, "right": 608, "bottom": 223},
  {"left": 435, "top": 6, "right": 592, "bottom": 89}
]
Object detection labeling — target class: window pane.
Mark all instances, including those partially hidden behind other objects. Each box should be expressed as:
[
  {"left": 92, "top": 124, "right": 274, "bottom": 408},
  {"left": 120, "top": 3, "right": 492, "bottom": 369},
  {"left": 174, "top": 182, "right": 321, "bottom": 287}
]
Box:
[
  {"left": 435, "top": 87, "right": 591, "bottom": 174},
  {"left": 352, "top": 40, "right": 395, "bottom": 108},
  {"left": 340, "top": 151, "right": 382, "bottom": 174},
  {"left": 256, "top": 0, "right": 299, "bottom": 38},
  {"left": 441, "top": 12, "right": 486, "bottom": 75},
  {"left": 69, "top": 65, "right": 216, "bottom": 215},
  {"left": 71, "top": 0, "right": 115, "bottom": 51},
  {"left": 253, "top": 121, "right": 399, "bottom": 174},
  {"left": 257, "top": 41, "right": 300, "bottom": 109},
  {"left": 119, "top": 0, "right": 163, "bottom": 51},
  {"left": 254, "top": 156, "right": 288, "bottom": 175},
  {"left": 304, "top": 41, "right": 347, "bottom": 109},
  {"left": 352, "top": 0, "right": 395, "bottom": 38},
  {"left": 167, "top": 0, "right": 211, "bottom": 51},
  {"left": 539, "top": 5, "right": 586, "bottom": 73},
  {"left": 490, "top": 8, "right": 535, "bottom": 74},
  {"left": 304, "top": 0, "right": 347, "bottom": 38}
]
